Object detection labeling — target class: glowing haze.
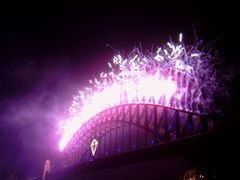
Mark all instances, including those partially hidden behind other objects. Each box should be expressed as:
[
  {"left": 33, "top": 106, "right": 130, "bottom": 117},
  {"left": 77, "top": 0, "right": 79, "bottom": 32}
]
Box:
[{"left": 59, "top": 33, "right": 227, "bottom": 151}]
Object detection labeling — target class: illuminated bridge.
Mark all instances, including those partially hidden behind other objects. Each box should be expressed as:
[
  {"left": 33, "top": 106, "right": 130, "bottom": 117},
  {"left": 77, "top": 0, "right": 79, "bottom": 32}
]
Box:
[
  {"left": 49, "top": 104, "right": 225, "bottom": 179},
  {"left": 47, "top": 35, "right": 232, "bottom": 179}
]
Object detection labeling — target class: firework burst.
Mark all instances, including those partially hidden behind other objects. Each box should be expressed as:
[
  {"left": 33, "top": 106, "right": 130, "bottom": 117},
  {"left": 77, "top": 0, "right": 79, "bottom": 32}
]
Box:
[{"left": 59, "top": 33, "right": 231, "bottom": 151}]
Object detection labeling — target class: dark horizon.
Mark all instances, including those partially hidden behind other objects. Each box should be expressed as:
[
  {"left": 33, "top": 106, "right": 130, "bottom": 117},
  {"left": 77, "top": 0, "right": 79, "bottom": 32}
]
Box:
[{"left": 0, "top": 1, "right": 238, "bottom": 178}]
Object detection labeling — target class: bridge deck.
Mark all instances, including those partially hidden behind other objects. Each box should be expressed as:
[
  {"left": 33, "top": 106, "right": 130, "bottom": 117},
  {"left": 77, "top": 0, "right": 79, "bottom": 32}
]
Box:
[{"left": 49, "top": 130, "right": 230, "bottom": 179}]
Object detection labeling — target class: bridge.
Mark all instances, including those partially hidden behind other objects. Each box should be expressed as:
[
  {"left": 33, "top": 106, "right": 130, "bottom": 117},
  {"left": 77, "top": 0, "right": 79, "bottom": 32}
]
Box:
[{"left": 47, "top": 103, "right": 227, "bottom": 179}]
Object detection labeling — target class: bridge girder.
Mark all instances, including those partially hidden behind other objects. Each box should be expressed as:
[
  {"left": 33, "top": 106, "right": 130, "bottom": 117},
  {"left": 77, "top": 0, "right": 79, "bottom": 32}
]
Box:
[{"left": 59, "top": 104, "right": 216, "bottom": 169}]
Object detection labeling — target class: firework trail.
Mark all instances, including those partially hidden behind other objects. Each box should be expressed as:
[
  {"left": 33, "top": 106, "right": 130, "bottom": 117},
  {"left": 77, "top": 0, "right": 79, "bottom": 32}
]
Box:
[{"left": 59, "top": 33, "right": 231, "bottom": 151}]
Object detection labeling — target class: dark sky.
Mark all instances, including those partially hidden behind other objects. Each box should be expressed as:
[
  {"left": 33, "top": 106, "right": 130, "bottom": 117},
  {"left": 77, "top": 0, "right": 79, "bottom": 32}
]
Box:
[{"left": 0, "top": 0, "right": 238, "bottom": 178}]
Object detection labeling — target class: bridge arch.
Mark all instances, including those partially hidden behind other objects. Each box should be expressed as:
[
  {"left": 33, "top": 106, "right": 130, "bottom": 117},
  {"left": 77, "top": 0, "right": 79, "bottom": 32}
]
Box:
[{"left": 61, "top": 104, "right": 216, "bottom": 168}]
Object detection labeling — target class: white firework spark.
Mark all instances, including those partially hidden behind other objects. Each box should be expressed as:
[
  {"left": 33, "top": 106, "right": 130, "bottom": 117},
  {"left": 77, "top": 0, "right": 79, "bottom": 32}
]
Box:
[{"left": 58, "top": 33, "right": 231, "bottom": 151}]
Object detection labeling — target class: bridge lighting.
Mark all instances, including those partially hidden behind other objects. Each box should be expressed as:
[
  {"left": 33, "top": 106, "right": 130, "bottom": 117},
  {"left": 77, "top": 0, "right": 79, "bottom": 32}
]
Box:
[{"left": 90, "top": 139, "right": 99, "bottom": 156}]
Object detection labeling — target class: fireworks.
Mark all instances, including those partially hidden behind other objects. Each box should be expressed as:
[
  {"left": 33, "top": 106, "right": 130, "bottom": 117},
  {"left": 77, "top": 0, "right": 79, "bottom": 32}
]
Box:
[{"left": 59, "top": 33, "right": 230, "bottom": 151}]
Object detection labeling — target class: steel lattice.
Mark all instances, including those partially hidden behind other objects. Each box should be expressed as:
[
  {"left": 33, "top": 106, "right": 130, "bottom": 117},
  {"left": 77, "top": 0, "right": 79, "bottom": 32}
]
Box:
[{"left": 58, "top": 104, "right": 217, "bottom": 169}]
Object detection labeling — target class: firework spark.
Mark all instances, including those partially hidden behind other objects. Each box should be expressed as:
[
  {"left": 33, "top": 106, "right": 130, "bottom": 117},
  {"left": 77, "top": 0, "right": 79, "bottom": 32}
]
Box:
[{"left": 59, "top": 33, "right": 229, "bottom": 151}]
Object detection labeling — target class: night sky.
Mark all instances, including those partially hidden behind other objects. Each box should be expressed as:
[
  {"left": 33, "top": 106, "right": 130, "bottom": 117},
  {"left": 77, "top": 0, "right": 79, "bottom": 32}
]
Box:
[{"left": 0, "top": 0, "right": 238, "bottom": 178}]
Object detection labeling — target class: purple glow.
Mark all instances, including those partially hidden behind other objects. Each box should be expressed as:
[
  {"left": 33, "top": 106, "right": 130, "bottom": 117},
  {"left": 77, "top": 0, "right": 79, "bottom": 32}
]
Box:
[{"left": 59, "top": 33, "right": 229, "bottom": 151}]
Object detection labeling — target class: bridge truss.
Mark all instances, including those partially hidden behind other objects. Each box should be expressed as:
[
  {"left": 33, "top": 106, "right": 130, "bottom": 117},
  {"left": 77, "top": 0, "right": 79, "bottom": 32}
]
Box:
[{"left": 59, "top": 104, "right": 218, "bottom": 169}]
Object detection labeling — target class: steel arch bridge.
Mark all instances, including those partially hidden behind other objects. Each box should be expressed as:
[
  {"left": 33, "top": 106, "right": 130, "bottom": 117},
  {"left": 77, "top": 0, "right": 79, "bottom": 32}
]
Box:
[{"left": 58, "top": 104, "right": 218, "bottom": 169}]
